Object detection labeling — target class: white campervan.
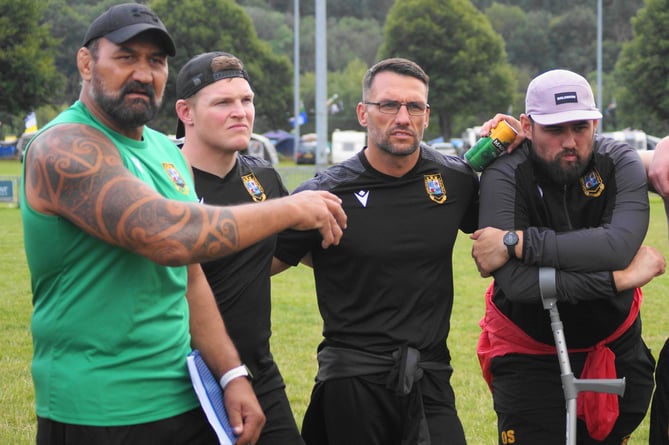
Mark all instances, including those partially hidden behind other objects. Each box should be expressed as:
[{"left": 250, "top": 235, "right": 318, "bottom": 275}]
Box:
[{"left": 331, "top": 130, "right": 366, "bottom": 164}]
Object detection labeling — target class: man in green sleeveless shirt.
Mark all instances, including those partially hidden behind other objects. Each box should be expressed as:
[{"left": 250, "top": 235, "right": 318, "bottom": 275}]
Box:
[{"left": 20, "top": 4, "right": 346, "bottom": 445}]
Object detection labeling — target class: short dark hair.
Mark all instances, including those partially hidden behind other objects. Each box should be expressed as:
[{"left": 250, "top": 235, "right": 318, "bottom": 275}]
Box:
[{"left": 362, "top": 58, "right": 429, "bottom": 99}]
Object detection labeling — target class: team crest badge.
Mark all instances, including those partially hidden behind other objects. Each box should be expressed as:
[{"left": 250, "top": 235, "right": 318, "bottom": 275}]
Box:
[
  {"left": 424, "top": 174, "right": 447, "bottom": 204},
  {"left": 242, "top": 173, "right": 266, "bottom": 202},
  {"left": 580, "top": 169, "right": 605, "bottom": 197},
  {"left": 162, "top": 163, "right": 189, "bottom": 194}
]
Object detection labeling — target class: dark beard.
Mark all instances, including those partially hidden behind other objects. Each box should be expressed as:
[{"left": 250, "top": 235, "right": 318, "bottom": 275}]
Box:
[
  {"left": 91, "top": 78, "right": 161, "bottom": 128},
  {"left": 530, "top": 148, "right": 589, "bottom": 185}
]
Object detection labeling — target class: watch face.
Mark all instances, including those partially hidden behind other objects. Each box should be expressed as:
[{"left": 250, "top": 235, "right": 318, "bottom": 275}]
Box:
[{"left": 504, "top": 231, "right": 518, "bottom": 245}]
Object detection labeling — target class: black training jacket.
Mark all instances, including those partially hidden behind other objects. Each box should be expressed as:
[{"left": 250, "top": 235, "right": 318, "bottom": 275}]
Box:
[{"left": 479, "top": 136, "right": 649, "bottom": 347}]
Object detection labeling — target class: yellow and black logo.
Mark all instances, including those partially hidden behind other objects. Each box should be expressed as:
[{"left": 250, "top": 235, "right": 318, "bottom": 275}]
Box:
[
  {"left": 242, "top": 173, "right": 266, "bottom": 202},
  {"left": 424, "top": 173, "right": 447, "bottom": 204},
  {"left": 162, "top": 163, "right": 190, "bottom": 195},
  {"left": 580, "top": 169, "right": 605, "bottom": 198}
]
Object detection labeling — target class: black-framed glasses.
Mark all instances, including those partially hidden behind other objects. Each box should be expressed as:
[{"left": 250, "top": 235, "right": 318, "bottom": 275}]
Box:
[{"left": 364, "top": 101, "right": 429, "bottom": 116}]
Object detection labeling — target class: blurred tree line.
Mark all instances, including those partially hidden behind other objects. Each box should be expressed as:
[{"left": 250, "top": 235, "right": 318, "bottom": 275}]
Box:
[{"left": 1, "top": 0, "right": 667, "bottom": 142}]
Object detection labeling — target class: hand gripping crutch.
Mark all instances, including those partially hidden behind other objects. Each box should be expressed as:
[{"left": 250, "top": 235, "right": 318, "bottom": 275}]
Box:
[{"left": 538, "top": 267, "right": 626, "bottom": 445}]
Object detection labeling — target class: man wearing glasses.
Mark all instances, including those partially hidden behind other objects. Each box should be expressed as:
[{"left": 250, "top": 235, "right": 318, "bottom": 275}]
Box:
[{"left": 273, "top": 58, "right": 478, "bottom": 445}]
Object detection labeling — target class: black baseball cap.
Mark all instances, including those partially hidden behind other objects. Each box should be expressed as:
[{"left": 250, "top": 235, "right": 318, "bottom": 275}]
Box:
[
  {"left": 83, "top": 3, "right": 176, "bottom": 57},
  {"left": 175, "top": 52, "right": 251, "bottom": 138}
]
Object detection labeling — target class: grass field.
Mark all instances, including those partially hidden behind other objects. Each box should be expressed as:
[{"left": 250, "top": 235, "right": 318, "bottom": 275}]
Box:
[{"left": 1, "top": 158, "right": 668, "bottom": 444}]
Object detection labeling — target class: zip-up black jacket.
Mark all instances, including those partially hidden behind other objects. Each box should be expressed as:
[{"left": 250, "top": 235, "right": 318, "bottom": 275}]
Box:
[{"left": 479, "top": 136, "right": 649, "bottom": 348}]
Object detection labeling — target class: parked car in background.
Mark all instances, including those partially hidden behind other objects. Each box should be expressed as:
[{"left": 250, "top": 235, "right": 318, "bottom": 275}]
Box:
[
  {"left": 0, "top": 140, "right": 18, "bottom": 159},
  {"left": 295, "top": 133, "right": 330, "bottom": 165},
  {"left": 601, "top": 128, "right": 658, "bottom": 151},
  {"left": 431, "top": 141, "right": 457, "bottom": 156},
  {"left": 427, "top": 137, "right": 466, "bottom": 158},
  {"left": 295, "top": 140, "right": 317, "bottom": 164},
  {"left": 331, "top": 129, "right": 365, "bottom": 164}
]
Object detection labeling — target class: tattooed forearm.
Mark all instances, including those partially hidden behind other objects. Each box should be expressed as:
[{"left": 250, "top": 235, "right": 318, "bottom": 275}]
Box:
[
  {"left": 26, "top": 124, "right": 243, "bottom": 266},
  {"left": 112, "top": 196, "right": 241, "bottom": 265}
]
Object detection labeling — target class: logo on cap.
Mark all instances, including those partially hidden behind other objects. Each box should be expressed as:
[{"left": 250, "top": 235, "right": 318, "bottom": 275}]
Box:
[{"left": 555, "top": 92, "right": 578, "bottom": 106}]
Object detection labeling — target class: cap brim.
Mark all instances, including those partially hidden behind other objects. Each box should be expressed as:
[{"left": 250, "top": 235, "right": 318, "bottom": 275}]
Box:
[
  {"left": 530, "top": 109, "right": 603, "bottom": 126},
  {"left": 106, "top": 24, "right": 176, "bottom": 56}
]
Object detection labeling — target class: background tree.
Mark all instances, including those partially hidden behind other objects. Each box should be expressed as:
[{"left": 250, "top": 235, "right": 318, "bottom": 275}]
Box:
[
  {"left": 326, "top": 0, "right": 396, "bottom": 22},
  {"left": 327, "top": 59, "right": 370, "bottom": 131},
  {"left": 379, "top": 0, "right": 515, "bottom": 140},
  {"left": 0, "top": 0, "right": 62, "bottom": 135},
  {"left": 151, "top": 0, "right": 293, "bottom": 134},
  {"left": 45, "top": 0, "right": 119, "bottom": 107},
  {"left": 244, "top": 6, "right": 294, "bottom": 56},
  {"left": 295, "top": 15, "right": 383, "bottom": 74},
  {"left": 483, "top": 0, "right": 640, "bottom": 133},
  {"left": 548, "top": 6, "right": 597, "bottom": 75},
  {"left": 615, "top": 0, "right": 669, "bottom": 136},
  {"left": 293, "top": 58, "right": 367, "bottom": 135},
  {"left": 327, "top": 17, "right": 383, "bottom": 72},
  {"left": 485, "top": 6, "right": 552, "bottom": 74},
  {"left": 239, "top": 0, "right": 395, "bottom": 22},
  {"left": 0, "top": 0, "right": 660, "bottom": 142}
]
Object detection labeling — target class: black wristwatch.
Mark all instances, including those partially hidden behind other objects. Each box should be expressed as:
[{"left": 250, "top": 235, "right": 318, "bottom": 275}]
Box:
[{"left": 503, "top": 231, "right": 519, "bottom": 259}]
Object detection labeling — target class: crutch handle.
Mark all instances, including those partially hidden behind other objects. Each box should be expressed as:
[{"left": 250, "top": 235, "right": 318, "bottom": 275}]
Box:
[
  {"left": 539, "top": 267, "right": 558, "bottom": 309},
  {"left": 574, "top": 377, "right": 626, "bottom": 397}
]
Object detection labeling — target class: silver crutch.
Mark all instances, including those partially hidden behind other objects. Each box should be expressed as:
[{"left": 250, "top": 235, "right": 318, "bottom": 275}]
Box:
[{"left": 538, "top": 267, "right": 626, "bottom": 445}]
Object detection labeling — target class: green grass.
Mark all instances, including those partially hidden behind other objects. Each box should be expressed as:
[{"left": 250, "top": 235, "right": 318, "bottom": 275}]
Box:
[
  {"left": 0, "top": 159, "right": 22, "bottom": 176},
  {"left": 2, "top": 154, "right": 668, "bottom": 443}
]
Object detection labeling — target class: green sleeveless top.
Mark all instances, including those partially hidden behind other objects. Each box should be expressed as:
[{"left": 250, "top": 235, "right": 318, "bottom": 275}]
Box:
[{"left": 20, "top": 101, "right": 200, "bottom": 425}]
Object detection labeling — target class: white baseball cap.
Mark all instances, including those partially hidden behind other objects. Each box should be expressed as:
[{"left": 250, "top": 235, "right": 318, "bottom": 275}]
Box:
[{"left": 525, "top": 69, "right": 602, "bottom": 125}]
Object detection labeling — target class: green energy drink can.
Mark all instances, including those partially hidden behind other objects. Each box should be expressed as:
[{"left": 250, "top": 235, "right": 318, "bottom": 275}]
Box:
[{"left": 464, "top": 120, "right": 518, "bottom": 171}]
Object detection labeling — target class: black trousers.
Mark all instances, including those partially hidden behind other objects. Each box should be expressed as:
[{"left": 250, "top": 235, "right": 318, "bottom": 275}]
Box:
[
  {"left": 37, "top": 407, "right": 218, "bottom": 445},
  {"left": 36, "top": 388, "right": 305, "bottom": 445},
  {"left": 490, "top": 333, "right": 655, "bottom": 445},
  {"left": 256, "top": 385, "right": 305, "bottom": 445},
  {"left": 301, "top": 371, "right": 466, "bottom": 445},
  {"left": 650, "top": 337, "right": 669, "bottom": 445}
]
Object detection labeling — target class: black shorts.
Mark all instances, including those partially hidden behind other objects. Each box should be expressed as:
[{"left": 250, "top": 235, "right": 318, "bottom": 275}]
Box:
[
  {"left": 301, "top": 370, "right": 466, "bottom": 445},
  {"left": 37, "top": 407, "right": 218, "bottom": 445},
  {"left": 650, "top": 337, "right": 669, "bottom": 445},
  {"left": 490, "top": 334, "right": 655, "bottom": 445}
]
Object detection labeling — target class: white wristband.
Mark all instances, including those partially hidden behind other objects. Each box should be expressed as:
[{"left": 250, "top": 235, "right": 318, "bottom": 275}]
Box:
[{"left": 219, "top": 365, "right": 249, "bottom": 390}]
